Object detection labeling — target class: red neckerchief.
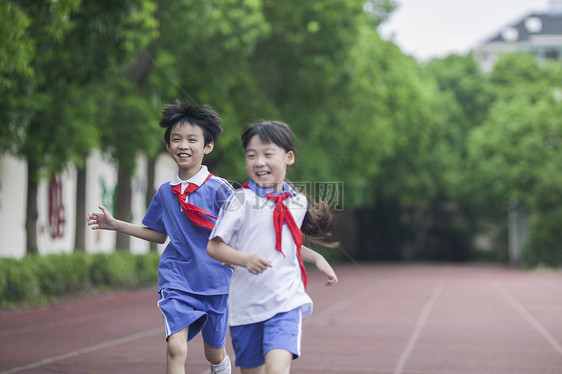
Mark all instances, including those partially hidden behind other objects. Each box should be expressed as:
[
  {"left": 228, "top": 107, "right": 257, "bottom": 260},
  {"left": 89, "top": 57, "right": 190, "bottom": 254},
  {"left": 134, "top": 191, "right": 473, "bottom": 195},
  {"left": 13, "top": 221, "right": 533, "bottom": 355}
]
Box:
[
  {"left": 242, "top": 181, "right": 307, "bottom": 288},
  {"left": 172, "top": 174, "right": 216, "bottom": 229}
]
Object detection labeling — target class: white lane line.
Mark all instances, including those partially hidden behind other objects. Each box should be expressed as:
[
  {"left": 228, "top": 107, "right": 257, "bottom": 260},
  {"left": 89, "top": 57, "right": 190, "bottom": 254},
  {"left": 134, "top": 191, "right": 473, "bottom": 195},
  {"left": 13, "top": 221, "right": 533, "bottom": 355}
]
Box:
[
  {"left": 0, "top": 327, "right": 161, "bottom": 374},
  {"left": 493, "top": 280, "right": 562, "bottom": 355},
  {"left": 394, "top": 277, "right": 446, "bottom": 374}
]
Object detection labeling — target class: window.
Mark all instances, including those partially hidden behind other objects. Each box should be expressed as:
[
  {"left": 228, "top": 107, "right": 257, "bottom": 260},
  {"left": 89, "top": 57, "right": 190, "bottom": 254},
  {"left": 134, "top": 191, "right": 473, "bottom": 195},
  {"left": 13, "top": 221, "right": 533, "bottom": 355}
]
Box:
[{"left": 546, "top": 50, "right": 560, "bottom": 60}]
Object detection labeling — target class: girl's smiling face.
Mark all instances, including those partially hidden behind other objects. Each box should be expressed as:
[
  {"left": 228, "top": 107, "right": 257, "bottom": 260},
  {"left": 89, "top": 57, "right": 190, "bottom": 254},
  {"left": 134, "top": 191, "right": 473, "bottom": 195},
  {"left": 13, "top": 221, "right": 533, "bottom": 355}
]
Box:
[
  {"left": 166, "top": 122, "right": 213, "bottom": 180},
  {"left": 245, "top": 134, "right": 294, "bottom": 191}
]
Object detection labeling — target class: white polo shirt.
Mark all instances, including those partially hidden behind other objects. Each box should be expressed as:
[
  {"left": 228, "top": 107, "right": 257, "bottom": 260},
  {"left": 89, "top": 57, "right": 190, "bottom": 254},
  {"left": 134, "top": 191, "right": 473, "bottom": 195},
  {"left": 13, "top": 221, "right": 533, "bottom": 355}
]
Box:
[{"left": 209, "top": 180, "right": 313, "bottom": 326}]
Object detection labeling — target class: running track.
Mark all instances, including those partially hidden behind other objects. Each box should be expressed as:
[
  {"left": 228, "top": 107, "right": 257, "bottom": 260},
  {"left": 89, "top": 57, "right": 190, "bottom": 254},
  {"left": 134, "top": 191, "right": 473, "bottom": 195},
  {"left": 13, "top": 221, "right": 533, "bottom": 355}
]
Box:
[{"left": 1, "top": 264, "right": 561, "bottom": 373}]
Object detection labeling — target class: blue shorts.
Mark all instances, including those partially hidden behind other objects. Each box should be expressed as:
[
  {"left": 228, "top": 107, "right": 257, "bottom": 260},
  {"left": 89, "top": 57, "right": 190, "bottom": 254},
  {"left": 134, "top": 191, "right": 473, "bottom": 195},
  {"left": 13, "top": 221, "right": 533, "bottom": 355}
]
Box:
[
  {"left": 157, "top": 289, "right": 228, "bottom": 348},
  {"left": 230, "top": 307, "right": 303, "bottom": 368}
]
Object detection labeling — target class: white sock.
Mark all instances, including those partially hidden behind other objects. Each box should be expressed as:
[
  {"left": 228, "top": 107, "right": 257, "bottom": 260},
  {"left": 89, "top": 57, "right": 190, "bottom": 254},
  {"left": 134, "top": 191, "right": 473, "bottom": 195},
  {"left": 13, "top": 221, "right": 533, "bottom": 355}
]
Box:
[{"left": 210, "top": 353, "right": 231, "bottom": 374}]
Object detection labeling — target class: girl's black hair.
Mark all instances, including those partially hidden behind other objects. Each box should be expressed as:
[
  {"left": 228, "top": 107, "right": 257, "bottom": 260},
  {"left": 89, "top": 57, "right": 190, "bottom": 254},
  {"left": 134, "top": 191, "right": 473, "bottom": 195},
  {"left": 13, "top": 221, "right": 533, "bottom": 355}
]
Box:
[
  {"left": 159, "top": 100, "right": 223, "bottom": 146},
  {"left": 241, "top": 121, "right": 295, "bottom": 153},
  {"left": 242, "top": 120, "right": 338, "bottom": 247}
]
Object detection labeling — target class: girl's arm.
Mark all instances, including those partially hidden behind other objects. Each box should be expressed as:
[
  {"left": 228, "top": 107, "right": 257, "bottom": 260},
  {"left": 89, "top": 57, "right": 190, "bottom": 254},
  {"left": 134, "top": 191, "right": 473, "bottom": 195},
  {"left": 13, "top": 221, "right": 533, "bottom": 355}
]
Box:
[
  {"left": 301, "top": 245, "right": 338, "bottom": 286},
  {"left": 207, "top": 237, "right": 271, "bottom": 274},
  {"left": 88, "top": 205, "right": 167, "bottom": 244}
]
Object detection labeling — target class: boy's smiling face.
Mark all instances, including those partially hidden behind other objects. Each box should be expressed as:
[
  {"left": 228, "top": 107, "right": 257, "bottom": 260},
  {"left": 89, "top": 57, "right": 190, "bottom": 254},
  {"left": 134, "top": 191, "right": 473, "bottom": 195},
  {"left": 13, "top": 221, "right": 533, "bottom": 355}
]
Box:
[{"left": 166, "top": 122, "right": 213, "bottom": 180}]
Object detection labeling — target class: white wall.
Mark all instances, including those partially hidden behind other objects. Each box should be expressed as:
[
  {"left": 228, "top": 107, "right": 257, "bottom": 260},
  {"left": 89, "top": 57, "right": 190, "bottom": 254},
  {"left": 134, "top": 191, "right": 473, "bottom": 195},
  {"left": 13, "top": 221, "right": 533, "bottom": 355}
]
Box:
[
  {"left": 36, "top": 167, "right": 77, "bottom": 256},
  {"left": 0, "top": 151, "right": 177, "bottom": 258},
  {"left": 0, "top": 154, "right": 27, "bottom": 259},
  {"left": 84, "top": 150, "right": 119, "bottom": 254}
]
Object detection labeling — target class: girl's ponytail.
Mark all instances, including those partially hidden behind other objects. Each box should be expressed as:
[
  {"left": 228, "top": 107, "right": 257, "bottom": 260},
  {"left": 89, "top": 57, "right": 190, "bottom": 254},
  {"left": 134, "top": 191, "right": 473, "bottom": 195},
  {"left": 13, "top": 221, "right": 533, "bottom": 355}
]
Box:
[{"left": 301, "top": 195, "right": 339, "bottom": 248}]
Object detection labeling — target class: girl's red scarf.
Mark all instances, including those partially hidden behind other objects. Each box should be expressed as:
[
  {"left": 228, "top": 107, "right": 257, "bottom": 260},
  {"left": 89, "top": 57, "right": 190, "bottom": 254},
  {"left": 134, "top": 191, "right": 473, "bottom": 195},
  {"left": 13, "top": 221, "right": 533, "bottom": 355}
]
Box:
[{"left": 242, "top": 181, "right": 307, "bottom": 288}]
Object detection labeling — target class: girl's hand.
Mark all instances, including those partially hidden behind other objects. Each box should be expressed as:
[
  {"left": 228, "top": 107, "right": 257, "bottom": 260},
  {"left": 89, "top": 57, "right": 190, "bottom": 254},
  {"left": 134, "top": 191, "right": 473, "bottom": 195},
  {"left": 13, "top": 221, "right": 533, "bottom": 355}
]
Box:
[
  {"left": 244, "top": 254, "right": 272, "bottom": 274},
  {"left": 325, "top": 272, "right": 338, "bottom": 286},
  {"left": 87, "top": 205, "right": 117, "bottom": 230},
  {"left": 315, "top": 255, "right": 339, "bottom": 286}
]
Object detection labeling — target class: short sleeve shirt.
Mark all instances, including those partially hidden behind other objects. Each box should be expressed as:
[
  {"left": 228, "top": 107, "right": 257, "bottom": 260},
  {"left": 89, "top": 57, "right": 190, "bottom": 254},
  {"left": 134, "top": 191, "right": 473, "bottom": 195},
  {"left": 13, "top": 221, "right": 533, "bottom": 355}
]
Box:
[
  {"left": 143, "top": 166, "right": 234, "bottom": 295},
  {"left": 209, "top": 179, "right": 313, "bottom": 326}
]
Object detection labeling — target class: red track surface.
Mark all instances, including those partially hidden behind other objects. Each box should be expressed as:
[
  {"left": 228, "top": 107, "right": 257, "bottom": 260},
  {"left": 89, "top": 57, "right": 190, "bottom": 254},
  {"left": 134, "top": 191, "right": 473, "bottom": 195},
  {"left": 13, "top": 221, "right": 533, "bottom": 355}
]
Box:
[{"left": 1, "top": 264, "right": 561, "bottom": 373}]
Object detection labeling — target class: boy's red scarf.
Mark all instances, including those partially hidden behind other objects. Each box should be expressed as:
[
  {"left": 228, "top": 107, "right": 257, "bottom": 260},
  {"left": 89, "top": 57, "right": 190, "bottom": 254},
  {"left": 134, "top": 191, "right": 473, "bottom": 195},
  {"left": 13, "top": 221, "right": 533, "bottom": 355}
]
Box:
[
  {"left": 242, "top": 181, "right": 307, "bottom": 288},
  {"left": 172, "top": 174, "right": 216, "bottom": 229}
]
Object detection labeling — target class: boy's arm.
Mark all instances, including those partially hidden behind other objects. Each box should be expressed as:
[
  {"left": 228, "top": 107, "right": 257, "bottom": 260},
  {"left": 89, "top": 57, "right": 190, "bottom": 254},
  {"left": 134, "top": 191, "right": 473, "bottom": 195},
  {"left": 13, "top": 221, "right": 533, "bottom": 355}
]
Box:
[
  {"left": 207, "top": 237, "right": 271, "bottom": 274},
  {"left": 88, "top": 205, "right": 167, "bottom": 244},
  {"left": 301, "top": 245, "right": 338, "bottom": 286}
]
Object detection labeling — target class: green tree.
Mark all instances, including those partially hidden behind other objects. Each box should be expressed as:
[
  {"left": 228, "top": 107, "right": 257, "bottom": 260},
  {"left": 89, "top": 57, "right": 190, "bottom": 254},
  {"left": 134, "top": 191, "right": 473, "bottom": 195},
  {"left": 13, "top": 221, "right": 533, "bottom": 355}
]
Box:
[
  {"left": 0, "top": 1, "right": 35, "bottom": 151},
  {"left": 285, "top": 17, "right": 464, "bottom": 260},
  {"left": 465, "top": 53, "right": 562, "bottom": 265},
  {"left": 489, "top": 52, "right": 542, "bottom": 99},
  {"left": 333, "top": 26, "right": 411, "bottom": 207},
  {"left": 97, "top": 78, "right": 162, "bottom": 250},
  {"left": 423, "top": 54, "right": 495, "bottom": 258},
  {"left": 526, "top": 163, "right": 562, "bottom": 267},
  {"left": 466, "top": 54, "right": 560, "bottom": 210},
  {"left": 152, "top": 0, "right": 270, "bottom": 182},
  {"left": 93, "top": 0, "right": 270, "bottom": 249},
  {"left": 2, "top": 0, "right": 82, "bottom": 254},
  {"left": 3, "top": 0, "right": 158, "bottom": 254},
  {"left": 241, "top": 0, "right": 376, "bottom": 188},
  {"left": 425, "top": 54, "right": 492, "bottom": 140}
]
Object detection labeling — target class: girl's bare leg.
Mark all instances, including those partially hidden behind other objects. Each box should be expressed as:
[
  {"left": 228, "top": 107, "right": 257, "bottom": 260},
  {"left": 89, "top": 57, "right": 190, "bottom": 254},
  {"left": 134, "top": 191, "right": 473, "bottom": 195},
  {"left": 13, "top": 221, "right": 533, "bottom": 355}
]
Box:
[
  {"left": 240, "top": 365, "right": 265, "bottom": 374},
  {"left": 264, "top": 349, "right": 292, "bottom": 374}
]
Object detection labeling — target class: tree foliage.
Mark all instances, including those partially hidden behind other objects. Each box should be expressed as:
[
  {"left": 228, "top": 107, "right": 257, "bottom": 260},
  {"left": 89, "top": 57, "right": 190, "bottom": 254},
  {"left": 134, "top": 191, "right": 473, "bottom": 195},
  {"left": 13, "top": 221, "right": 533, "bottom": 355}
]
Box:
[
  {"left": 1, "top": 0, "right": 159, "bottom": 253},
  {"left": 2, "top": 1, "right": 560, "bottom": 265},
  {"left": 2, "top": 0, "right": 158, "bottom": 176},
  {"left": 466, "top": 54, "right": 562, "bottom": 209}
]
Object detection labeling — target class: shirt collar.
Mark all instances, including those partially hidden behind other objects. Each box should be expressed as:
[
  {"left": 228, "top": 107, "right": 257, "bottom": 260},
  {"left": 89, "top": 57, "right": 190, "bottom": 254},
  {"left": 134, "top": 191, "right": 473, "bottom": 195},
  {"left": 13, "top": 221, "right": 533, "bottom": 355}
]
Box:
[
  {"left": 247, "top": 178, "right": 297, "bottom": 198},
  {"left": 170, "top": 165, "right": 210, "bottom": 193}
]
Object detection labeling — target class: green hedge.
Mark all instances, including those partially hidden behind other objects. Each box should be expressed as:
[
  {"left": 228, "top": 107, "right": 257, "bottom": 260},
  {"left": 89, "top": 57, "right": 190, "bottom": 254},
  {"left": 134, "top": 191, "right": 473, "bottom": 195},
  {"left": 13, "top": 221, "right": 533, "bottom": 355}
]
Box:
[{"left": 0, "top": 252, "right": 160, "bottom": 309}]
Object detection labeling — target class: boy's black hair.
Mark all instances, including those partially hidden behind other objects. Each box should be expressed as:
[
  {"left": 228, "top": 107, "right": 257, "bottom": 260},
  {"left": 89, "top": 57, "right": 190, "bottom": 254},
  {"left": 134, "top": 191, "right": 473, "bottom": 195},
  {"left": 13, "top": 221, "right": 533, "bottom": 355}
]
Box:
[{"left": 159, "top": 100, "right": 223, "bottom": 146}]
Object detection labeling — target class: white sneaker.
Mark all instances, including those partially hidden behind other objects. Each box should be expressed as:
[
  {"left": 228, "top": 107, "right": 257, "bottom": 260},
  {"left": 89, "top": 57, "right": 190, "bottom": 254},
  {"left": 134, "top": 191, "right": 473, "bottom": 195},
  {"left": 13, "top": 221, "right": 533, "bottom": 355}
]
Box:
[{"left": 210, "top": 354, "right": 231, "bottom": 374}]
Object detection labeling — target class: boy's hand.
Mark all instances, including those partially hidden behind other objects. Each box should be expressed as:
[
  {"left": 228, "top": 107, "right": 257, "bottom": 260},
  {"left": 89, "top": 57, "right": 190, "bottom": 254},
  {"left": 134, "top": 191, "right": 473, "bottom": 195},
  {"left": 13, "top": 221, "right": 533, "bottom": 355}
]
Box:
[
  {"left": 87, "top": 205, "right": 117, "bottom": 230},
  {"left": 244, "top": 254, "right": 272, "bottom": 274}
]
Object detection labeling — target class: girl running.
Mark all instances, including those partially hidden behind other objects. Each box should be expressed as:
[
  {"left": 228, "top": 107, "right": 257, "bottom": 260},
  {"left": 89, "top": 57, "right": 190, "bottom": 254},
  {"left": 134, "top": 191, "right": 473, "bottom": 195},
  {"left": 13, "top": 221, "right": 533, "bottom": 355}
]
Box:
[{"left": 207, "top": 120, "right": 338, "bottom": 373}]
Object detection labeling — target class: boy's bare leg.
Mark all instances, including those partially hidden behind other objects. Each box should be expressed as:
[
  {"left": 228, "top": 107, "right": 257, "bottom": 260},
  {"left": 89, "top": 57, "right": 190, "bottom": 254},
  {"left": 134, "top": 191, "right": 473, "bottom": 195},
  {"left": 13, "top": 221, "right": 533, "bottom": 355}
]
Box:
[
  {"left": 205, "top": 343, "right": 231, "bottom": 373},
  {"left": 264, "top": 349, "right": 292, "bottom": 374},
  {"left": 166, "top": 328, "right": 188, "bottom": 374},
  {"left": 204, "top": 342, "right": 226, "bottom": 364}
]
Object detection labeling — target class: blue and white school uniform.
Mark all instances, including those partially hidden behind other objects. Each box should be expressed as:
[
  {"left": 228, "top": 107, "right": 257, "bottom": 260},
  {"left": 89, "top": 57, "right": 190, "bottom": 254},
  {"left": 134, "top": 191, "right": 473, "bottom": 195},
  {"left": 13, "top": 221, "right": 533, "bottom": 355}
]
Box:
[
  {"left": 143, "top": 165, "right": 234, "bottom": 346},
  {"left": 209, "top": 179, "right": 312, "bottom": 366}
]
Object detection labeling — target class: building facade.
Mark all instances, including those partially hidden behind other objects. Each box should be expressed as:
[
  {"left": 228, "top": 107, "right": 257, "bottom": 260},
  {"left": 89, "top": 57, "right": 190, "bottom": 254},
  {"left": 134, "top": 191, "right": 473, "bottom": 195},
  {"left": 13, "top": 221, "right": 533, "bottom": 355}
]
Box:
[{"left": 473, "top": 0, "right": 562, "bottom": 72}]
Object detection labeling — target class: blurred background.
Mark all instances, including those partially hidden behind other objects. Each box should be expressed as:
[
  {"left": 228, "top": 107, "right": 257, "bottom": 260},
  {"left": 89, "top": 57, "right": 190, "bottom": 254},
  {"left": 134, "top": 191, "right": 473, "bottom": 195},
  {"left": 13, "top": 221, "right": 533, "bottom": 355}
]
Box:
[{"left": 1, "top": 0, "right": 562, "bottom": 270}]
